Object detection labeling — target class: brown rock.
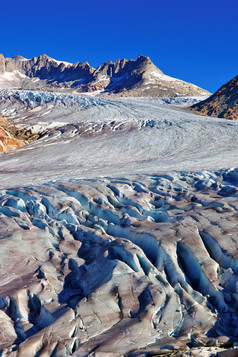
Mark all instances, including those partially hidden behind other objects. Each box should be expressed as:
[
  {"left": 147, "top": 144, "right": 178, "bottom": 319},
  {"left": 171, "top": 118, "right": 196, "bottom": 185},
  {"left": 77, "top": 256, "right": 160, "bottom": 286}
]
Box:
[
  {"left": 0, "top": 135, "right": 26, "bottom": 152},
  {"left": 191, "top": 75, "right": 238, "bottom": 119},
  {"left": 0, "top": 115, "right": 10, "bottom": 126},
  {"left": 0, "top": 120, "right": 27, "bottom": 152}
]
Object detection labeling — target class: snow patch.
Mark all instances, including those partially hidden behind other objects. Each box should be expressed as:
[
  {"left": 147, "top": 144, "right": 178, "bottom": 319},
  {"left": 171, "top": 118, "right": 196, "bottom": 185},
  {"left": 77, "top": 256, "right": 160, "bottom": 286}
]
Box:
[
  {"left": 51, "top": 58, "right": 72, "bottom": 66},
  {"left": 147, "top": 70, "right": 178, "bottom": 83},
  {"left": 0, "top": 71, "right": 27, "bottom": 89}
]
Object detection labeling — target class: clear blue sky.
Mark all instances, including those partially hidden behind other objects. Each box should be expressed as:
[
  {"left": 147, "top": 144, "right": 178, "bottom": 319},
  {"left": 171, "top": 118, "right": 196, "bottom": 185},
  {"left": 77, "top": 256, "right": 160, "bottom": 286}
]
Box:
[{"left": 1, "top": 0, "right": 237, "bottom": 93}]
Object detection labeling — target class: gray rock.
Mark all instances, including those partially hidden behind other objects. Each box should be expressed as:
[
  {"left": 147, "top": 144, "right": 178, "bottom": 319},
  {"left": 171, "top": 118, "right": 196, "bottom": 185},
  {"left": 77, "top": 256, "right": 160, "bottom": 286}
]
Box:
[
  {"left": 0, "top": 53, "right": 5, "bottom": 74},
  {"left": 218, "top": 336, "right": 230, "bottom": 345}
]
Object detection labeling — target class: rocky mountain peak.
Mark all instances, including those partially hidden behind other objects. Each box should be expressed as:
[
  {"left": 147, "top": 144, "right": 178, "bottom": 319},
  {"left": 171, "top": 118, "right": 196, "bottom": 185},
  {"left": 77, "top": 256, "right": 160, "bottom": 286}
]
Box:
[
  {"left": 137, "top": 54, "right": 152, "bottom": 62},
  {"left": 33, "top": 54, "right": 59, "bottom": 66},
  {"left": 38, "top": 53, "right": 51, "bottom": 60},
  {"left": 124, "top": 54, "right": 164, "bottom": 84},
  {"left": 136, "top": 55, "right": 156, "bottom": 70},
  {"left": 80, "top": 60, "right": 91, "bottom": 67}
]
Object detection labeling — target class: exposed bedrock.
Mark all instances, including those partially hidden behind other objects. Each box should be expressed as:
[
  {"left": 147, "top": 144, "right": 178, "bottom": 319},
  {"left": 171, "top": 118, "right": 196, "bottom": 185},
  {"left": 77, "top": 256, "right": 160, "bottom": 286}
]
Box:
[{"left": 0, "top": 170, "right": 237, "bottom": 356}]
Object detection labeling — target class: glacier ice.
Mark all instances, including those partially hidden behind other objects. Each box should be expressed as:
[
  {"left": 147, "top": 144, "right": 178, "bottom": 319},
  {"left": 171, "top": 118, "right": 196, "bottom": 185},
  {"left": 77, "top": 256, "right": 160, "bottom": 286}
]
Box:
[{"left": 0, "top": 91, "right": 237, "bottom": 356}]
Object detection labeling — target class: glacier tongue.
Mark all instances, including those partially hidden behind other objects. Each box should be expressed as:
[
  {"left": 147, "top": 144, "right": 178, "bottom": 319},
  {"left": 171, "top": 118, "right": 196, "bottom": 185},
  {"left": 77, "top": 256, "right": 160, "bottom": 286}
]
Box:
[
  {"left": 0, "top": 91, "right": 237, "bottom": 356},
  {"left": 0, "top": 90, "right": 237, "bottom": 189}
]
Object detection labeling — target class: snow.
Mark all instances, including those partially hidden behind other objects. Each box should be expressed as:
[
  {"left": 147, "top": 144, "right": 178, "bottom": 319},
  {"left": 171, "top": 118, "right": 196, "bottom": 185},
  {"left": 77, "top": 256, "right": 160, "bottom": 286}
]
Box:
[
  {"left": 93, "top": 75, "right": 110, "bottom": 85},
  {"left": 143, "top": 71, "right": 209, "bottom": 96},
  {"left": 78, "top": 89, "right": 104, "bottom": 96},
  {"left": 1, "top": 72, "right": 19, "bottom": 81},
  {"left": 0, "top": 71, "right": 27, "bottom": 89},
  {"left": 51, "top": 58, "right": 72, "bottom": 66},
  {"left": 148, "top": 70, "right": 179, "bottom": 82}
]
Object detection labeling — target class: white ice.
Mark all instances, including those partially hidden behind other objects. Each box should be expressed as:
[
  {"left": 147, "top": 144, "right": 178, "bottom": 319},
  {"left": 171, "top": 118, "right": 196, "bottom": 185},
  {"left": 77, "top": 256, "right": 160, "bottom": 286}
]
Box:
[{"left": 0, "top": 90, "right": 237, "bottom": 189}]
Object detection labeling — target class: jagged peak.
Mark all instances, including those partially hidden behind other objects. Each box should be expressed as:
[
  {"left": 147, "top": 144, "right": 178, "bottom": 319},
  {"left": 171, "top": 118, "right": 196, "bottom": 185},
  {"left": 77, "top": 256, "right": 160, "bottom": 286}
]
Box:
[
  {"left": 93, "top": 55, "right": 154, "bottom": 71},
  {"left": 75, "top": 60, "right": 91, "bottom": 66},
  {"left": 115, "top": 58, "right": 127, "bottom": 64},
  {"left": 32, "top": 54, "right": 58, "bottom": 62},
  {"left": 36, "top": 54, "right": 52, "bottom": 61},
  {"left": 81, "top": 60, "right": 91, "bottom": 66},
  {"left": 136, "top": 55, "right": 155, "bottom": 68},
  {"left": 137, "top": 54, "right": 151, "bottom": 61},
  {"left": 95, "top": 61, "right": 110, "bottom": 69},
  {"left": 12, "top": 55, "right": 26, "bottom": 60}
]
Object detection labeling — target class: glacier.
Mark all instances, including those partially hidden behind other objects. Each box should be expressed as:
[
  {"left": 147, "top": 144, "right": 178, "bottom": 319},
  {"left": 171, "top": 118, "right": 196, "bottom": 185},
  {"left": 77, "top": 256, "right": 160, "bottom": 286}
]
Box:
[
  {"left": 0, "top": 90, "right": 236, "bottom": 189},
  {"left": 0, "top": 90, "right": 237, "bottom": 356}
]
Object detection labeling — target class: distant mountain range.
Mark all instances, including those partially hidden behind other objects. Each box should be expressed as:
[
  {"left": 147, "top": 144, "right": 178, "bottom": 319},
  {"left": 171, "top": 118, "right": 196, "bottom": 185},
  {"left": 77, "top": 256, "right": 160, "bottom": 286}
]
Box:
[
  {"left": 0, "top": 54, "right": 209, "bottom": 97},
  {"left": 191, "top": 74, "right": 238, "bottom": 119}
]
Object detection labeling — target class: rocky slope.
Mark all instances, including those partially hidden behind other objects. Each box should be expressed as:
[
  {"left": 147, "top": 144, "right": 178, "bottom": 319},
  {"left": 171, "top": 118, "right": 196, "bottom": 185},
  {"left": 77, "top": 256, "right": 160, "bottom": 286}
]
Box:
[
  {"left": 191, "top": 75, "right": 238, "bottom": 119},
  {"left": 0, "top": 54, "right": 209, "bottom": 97},
  {"left": 0, "top": 116, "right": 26, "bottom": 152}
]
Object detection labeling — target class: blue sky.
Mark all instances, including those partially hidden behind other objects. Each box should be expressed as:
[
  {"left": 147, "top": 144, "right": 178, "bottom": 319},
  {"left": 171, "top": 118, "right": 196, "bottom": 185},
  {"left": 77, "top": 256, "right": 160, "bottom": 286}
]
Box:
[{"left": 1, "top": 0, "right": 237, "bottom": 93}]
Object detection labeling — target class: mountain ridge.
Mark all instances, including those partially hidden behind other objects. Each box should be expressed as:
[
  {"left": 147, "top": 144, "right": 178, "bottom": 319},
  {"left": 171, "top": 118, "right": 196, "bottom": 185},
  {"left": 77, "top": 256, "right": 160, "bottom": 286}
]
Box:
[{"left": 0, "top": 53, "right": 209, "bottom": 97}]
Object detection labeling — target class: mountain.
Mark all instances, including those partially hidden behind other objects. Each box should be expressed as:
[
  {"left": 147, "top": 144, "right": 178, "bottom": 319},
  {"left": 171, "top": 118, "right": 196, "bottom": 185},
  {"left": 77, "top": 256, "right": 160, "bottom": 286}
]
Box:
[
  {"left": 0, "top": 53, "right": 209, "bottom": 97},
  {"left": 191, "top": 74, "right": 238, "bottom": 119}
]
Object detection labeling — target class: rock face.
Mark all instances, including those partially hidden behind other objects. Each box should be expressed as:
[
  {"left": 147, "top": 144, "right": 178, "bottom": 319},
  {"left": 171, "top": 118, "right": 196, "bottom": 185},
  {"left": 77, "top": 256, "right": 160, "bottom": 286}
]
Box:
[
  {"left": 0, "top": 116, "right": 26, "bottom": 152},
  {"left": 191, "top": 75, "right": 238, "bottom": 119},
  {"left": 0, "top": 54, "right": 5, "bottom": 75},
  {"left": 0, "top": 54, "right": 210, "bottom": 97}
]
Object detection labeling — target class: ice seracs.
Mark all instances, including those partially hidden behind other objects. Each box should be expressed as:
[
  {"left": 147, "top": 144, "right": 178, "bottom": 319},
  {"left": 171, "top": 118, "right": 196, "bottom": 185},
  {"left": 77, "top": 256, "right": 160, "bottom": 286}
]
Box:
[{"left": 0, "top": 169, "right": 238, "bottom": 355}]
